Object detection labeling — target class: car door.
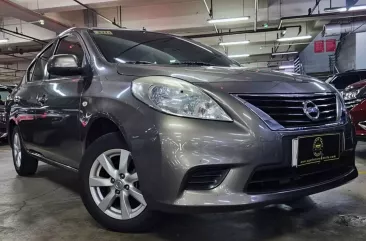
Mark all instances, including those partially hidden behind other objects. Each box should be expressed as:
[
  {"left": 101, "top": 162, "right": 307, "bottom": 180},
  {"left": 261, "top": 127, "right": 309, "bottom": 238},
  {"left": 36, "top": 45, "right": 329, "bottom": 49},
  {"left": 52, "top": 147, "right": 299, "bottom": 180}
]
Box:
[
  {"left": 32, "top": 33, "right": 87, "bottom": 168},
  {"left": 13, "top": 42, "right": 56, "bottom": 153}
]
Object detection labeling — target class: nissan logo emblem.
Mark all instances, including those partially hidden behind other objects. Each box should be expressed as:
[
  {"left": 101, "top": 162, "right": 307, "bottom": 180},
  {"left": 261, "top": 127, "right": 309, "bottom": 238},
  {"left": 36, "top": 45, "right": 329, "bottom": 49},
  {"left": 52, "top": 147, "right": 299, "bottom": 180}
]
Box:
[{"left": 303, "top": 100, "right": 320, "bottom": 121}]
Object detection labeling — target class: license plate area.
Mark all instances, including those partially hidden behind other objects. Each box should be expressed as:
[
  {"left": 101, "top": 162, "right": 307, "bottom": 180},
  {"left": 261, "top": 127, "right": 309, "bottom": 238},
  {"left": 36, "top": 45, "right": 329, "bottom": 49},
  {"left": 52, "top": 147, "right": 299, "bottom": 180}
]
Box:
[{"left": 292, "top": 133, "right": 341, "bottom": 168}]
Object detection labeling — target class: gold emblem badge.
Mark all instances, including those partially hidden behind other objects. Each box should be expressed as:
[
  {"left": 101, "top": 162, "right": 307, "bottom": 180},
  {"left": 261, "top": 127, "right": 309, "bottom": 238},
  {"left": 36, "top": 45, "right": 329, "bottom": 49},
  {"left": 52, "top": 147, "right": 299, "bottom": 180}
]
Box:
[{"left": 312, "top": 137, "right": 324, "bottom": 157}]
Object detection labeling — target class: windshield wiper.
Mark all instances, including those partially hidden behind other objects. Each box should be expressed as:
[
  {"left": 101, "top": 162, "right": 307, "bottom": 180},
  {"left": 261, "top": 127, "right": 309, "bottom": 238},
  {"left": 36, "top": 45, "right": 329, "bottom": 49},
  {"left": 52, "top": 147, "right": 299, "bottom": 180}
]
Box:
[
  {"left": 125, "top": 61, "right": 155, "bottom": 65},
  {"left": 170, "top": 61, "right": 214, "bottom": 66}
]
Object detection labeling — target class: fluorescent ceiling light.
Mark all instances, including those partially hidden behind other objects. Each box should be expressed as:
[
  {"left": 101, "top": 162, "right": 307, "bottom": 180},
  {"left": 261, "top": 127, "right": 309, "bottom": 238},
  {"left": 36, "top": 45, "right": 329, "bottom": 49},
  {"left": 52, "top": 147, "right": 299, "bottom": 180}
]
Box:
[
  {"left": 324, "top": 7, "right": 347, "bottom": 12},
  {"left": 279, "top": 65, "right": 295, "bottom": 69},
  {"left": 272, "top": 51, "right": 298, "bottom": 56},
  {"left": 277, "top": 35, "right": 312, "bottom": 42},
  {"left": 0, "top": 39, "right": 9, "bottom": 44},
  {"left": 349, "top": 5, "right": 366, "bottom": 11},
  {"left": 208, "top": 16, "right": 250, "bottom": 24},
  {"left": 219, "top": 40, "right": 250, "bottom": 46},
  {"left": 228, "top": 54, "right": 250, "bottom": 58}
]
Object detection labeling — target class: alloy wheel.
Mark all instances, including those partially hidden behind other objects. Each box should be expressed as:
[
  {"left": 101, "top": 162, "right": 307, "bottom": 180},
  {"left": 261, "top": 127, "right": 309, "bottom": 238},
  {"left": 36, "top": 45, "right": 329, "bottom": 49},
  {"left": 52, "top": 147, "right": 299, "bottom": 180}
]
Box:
[
  {"left": 89, "top": 149, "right": 146, "bottom": 220},
  {"left": 13, "top": 133, "right": 22, "bottom": 168}
]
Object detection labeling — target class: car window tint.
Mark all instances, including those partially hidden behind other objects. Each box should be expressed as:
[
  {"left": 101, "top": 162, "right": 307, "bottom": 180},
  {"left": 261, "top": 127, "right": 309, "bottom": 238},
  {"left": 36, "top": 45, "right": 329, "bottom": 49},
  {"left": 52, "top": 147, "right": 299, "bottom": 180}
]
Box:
[
  {"left": 331, "top": 74, "right": 360, "bottom": 89},
  {"left": 359, "top": 72, "right": 366, "bottom": 80},
  {"left": 55, "top": 35, "right": 84, "bottom": 67},
  {"left": 29, "top": 43, "right": 55, "bottom": 82}
]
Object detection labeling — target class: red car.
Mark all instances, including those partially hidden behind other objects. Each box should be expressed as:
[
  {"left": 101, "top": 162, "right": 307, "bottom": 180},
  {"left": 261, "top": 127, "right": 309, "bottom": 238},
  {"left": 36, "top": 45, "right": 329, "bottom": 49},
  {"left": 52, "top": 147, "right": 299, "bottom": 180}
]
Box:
[{"left": 343, "top": 80, "right": 366, "bottom": 139}]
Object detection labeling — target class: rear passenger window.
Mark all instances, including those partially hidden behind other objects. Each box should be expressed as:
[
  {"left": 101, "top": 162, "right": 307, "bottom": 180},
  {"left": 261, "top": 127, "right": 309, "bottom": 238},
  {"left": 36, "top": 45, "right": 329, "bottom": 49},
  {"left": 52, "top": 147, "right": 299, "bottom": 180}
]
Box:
[{"left": 55, "top": 35, "right": 84, "bottom": 67}]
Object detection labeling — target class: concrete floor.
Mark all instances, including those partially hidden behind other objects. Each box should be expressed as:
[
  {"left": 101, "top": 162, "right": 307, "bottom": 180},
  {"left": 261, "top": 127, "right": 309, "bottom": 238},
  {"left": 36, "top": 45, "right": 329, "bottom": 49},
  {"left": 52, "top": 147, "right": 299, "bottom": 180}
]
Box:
[{"left": 0, "top": 143, "right": 365, "bottom": 241}]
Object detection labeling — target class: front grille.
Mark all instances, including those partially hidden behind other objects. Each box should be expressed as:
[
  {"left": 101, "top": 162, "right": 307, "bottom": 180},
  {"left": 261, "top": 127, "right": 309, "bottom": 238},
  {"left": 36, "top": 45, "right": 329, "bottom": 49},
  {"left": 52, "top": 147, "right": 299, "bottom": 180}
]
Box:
[
  {"left": 184, "top": 166, "right": 229, "bottom": 190},
  {"left": 345, "top": 98, "right": 363, "bottom": 110},
  {"left": 236, "top": 94, "right": 338, "bottom": 128},
  {"left": 245, "top": 159, "right": 354, "bottom": 194}
]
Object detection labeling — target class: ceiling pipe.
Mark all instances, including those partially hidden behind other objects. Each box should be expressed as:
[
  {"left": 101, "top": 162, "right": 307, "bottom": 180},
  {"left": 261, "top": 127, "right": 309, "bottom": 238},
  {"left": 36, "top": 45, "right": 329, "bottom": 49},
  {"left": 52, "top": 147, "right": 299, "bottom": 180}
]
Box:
[
  {"left": 254, "top": 0, "right": 258, "bottom": 31},
  {"left": 203, "top": 0, "right": 219, "bottom": 34},
  {"left": 0, "top": 66, "right": 26, "bottom": 71},
  {"left": 2, "top": 54, "right": 34, "bottom": 61},
  {"left": 0, "top": 27, "right": 47, "bottom": 44},
  {"left": 308, "top": 0, "right": 322, "bottom": 15},
  {"left": 183, "top": 25, "right": 301, "bottom": 39},
  {"left": 0, "top": 0, "right": 69, "bottom": 33},
  {"left": 279, "top": 10, "right": 366, "bottom": 29},
  {"left": 323, "top": 21, "right": 366, "bottom": 36},
  {"left": 73, "top": 0, "right": 122, "bottom": 28}
]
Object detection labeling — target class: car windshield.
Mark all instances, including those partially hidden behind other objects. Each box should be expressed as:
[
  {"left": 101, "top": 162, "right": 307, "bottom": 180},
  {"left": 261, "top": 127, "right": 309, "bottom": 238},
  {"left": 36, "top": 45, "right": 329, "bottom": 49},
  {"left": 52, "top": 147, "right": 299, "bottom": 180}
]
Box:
[{"left": 89, "top": 29, "right": 239, "bottom": 67}]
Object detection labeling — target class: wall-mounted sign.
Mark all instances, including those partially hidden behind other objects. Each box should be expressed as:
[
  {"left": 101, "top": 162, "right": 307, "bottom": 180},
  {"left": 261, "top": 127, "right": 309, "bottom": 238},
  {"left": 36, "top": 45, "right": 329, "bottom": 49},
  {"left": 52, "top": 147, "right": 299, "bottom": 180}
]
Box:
[
  {"left": 314, "top": 40, "right": 324, "bottom": 53},
  {"left": 326, "top": 39, "right": 337, "bottom": 52}
]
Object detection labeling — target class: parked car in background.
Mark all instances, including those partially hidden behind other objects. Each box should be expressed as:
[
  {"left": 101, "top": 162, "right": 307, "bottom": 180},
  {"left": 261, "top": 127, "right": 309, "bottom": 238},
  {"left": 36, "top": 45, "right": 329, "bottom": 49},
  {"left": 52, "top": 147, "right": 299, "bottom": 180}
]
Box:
[
  {"left": 6, "top": 27, "right": 357, "bottom": 232},
  {"left": 0, "top": 85, "right": 14, "bottom": 140},
  {"left": 326, "top": 70, "right": 366, "bottom": 92},
  {"left": 343, "top": 80, "right": 366, "bottom": 139}
]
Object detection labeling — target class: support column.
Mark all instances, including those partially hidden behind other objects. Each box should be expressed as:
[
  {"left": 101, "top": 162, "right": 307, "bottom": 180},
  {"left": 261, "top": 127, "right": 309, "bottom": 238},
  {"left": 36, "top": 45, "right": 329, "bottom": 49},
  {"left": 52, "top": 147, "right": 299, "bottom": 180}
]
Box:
[{"left": 83, "top": 9, "right": 97, "bottom": 27}]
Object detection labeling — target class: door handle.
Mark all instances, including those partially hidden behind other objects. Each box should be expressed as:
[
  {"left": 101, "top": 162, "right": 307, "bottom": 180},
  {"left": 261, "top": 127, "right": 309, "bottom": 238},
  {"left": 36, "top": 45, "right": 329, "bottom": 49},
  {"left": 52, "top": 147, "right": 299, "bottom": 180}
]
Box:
[{"left": 37, "top": 94, "right": 48, "bottom": 104}]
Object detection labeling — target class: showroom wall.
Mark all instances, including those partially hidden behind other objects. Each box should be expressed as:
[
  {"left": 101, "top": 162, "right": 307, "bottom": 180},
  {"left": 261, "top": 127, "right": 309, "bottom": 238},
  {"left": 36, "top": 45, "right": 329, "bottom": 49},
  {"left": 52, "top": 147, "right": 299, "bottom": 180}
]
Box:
[
  {"left": 338, "top": 34, "right": 357, "bottom": 72},
  {"left": 299, "top": 32, "right": 339, "bottom": 74},
  {"left": 356, "top": 32, "right": 366, "bottom": 70}
]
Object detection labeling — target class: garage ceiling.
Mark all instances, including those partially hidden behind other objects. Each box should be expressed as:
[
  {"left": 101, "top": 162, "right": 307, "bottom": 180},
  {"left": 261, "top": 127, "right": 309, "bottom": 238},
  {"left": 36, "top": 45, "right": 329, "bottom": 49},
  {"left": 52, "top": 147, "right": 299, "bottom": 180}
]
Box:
[{"left": 1, "top": 0, "right": 366, "bottom": 83}]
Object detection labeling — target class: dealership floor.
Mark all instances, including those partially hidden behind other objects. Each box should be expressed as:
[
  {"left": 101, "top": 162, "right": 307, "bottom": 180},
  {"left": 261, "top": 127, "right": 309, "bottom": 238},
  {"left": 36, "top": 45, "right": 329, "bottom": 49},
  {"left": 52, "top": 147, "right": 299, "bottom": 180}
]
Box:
[{"left": 0, "top": 143, "right": 365, "bottom": 241}]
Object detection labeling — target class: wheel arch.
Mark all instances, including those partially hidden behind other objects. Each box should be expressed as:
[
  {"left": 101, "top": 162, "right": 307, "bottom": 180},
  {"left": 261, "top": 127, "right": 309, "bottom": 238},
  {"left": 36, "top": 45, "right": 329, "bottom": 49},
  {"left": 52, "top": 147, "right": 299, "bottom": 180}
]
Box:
[
  {"left": 7, "top": 119, "right": 17, "bottom": 145},
  {"left": 82, "top": 114, "right": 131, "bottom": 154}
]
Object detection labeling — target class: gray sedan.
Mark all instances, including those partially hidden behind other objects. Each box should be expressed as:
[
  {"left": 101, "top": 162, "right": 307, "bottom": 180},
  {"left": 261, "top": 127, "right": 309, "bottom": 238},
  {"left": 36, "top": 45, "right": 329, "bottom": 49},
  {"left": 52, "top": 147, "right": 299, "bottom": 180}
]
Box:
[{"left": 6, "top": 27, "right": 358, "bottom": 232}]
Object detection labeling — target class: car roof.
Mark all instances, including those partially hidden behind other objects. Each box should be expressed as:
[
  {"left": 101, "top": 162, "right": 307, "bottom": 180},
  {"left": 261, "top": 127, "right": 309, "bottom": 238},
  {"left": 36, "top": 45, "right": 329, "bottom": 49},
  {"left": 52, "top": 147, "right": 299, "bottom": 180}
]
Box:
[{"left": 58, "top": 27, "right": 173, "bottom": 39}]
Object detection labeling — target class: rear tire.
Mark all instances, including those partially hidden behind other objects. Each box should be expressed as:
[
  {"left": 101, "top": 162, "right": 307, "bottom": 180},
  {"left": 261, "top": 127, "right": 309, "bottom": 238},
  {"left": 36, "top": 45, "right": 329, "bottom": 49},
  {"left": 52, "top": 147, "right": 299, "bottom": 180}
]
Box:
[
  {"left": 79, "top": 132, "right": 157, "bottom": 232},
  {"left": 11, "top": 126, "right": 38, "bottom": 176}
]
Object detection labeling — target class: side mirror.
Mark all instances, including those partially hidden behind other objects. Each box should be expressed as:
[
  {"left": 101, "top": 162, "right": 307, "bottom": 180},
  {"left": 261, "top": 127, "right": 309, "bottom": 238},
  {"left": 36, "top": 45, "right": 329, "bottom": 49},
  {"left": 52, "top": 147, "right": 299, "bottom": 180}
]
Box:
[{"left": 47, "top": 54, "right": 83, "bottom": 76}]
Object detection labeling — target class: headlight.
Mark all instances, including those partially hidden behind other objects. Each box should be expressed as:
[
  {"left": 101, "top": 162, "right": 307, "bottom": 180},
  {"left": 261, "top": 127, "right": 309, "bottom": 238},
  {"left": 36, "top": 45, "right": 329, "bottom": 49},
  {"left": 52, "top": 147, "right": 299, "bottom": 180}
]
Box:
[
  {"left": 132, "top": 76, "right": 232, "bottom": 121},
  {"left": 343, "top": 89, "right": 360, "bottom": 101}
]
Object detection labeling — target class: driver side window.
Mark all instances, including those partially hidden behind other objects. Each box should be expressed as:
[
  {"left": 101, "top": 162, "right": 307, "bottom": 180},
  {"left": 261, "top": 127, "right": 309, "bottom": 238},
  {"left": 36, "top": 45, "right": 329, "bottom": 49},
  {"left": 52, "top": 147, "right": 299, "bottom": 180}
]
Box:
[{"left": 55, "top": 35, "right": 85, "bottom": 67}]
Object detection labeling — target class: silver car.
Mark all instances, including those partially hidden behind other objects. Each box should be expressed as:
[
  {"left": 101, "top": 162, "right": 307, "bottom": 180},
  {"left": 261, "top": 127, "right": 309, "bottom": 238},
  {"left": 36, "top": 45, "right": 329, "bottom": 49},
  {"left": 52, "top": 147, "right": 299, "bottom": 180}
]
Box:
[{"left": 7, "top": 28, "right": 358, "bottom": 232}]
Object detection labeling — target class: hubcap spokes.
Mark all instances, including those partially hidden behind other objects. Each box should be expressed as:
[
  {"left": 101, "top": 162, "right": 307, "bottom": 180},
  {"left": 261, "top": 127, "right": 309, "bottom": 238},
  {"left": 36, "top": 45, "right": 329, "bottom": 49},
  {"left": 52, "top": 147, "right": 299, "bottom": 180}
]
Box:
[
  {"left": 89, "top": 149, "right": 146, "bottom": 220},
  {"left": 13, "top": 133, "right": 21, "bottom": 168}
]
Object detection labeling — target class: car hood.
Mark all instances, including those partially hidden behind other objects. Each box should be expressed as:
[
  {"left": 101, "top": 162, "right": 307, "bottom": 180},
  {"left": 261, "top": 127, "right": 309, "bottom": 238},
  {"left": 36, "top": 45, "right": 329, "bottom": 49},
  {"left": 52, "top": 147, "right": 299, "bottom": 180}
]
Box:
[
  {"left": 345, "top": 79, "right": 366, "bottom": 91},
  {"left": 117, "top": 65, "right": 334, "bottom": 94}
]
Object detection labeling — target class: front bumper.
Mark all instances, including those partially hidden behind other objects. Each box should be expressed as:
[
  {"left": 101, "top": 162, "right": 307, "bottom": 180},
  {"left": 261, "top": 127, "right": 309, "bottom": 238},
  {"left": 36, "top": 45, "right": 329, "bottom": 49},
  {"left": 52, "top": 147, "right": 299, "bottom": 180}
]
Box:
[{"left": 126, "top": 95, "right": 357, "bottom": 212}]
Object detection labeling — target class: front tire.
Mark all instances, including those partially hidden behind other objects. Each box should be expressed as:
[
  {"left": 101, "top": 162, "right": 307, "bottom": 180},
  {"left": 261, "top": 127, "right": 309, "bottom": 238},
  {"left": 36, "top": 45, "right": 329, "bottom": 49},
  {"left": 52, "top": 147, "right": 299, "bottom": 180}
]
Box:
[
  {"left": 79, "top": 132, "right": 156, "bottom": 232},
  {"left": 11, "top": 126, "right": 38, "bottom": 176}
]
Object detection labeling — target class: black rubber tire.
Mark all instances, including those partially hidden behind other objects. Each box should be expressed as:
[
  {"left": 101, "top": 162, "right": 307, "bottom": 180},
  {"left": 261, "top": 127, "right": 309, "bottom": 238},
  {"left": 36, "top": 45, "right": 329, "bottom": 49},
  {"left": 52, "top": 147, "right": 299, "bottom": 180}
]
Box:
[
  {"left": 11, "top": 126, "right": 38, "bottom": 176},
  {"left": 79, "top": 132, "right": 157, "bottom": 233}
]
